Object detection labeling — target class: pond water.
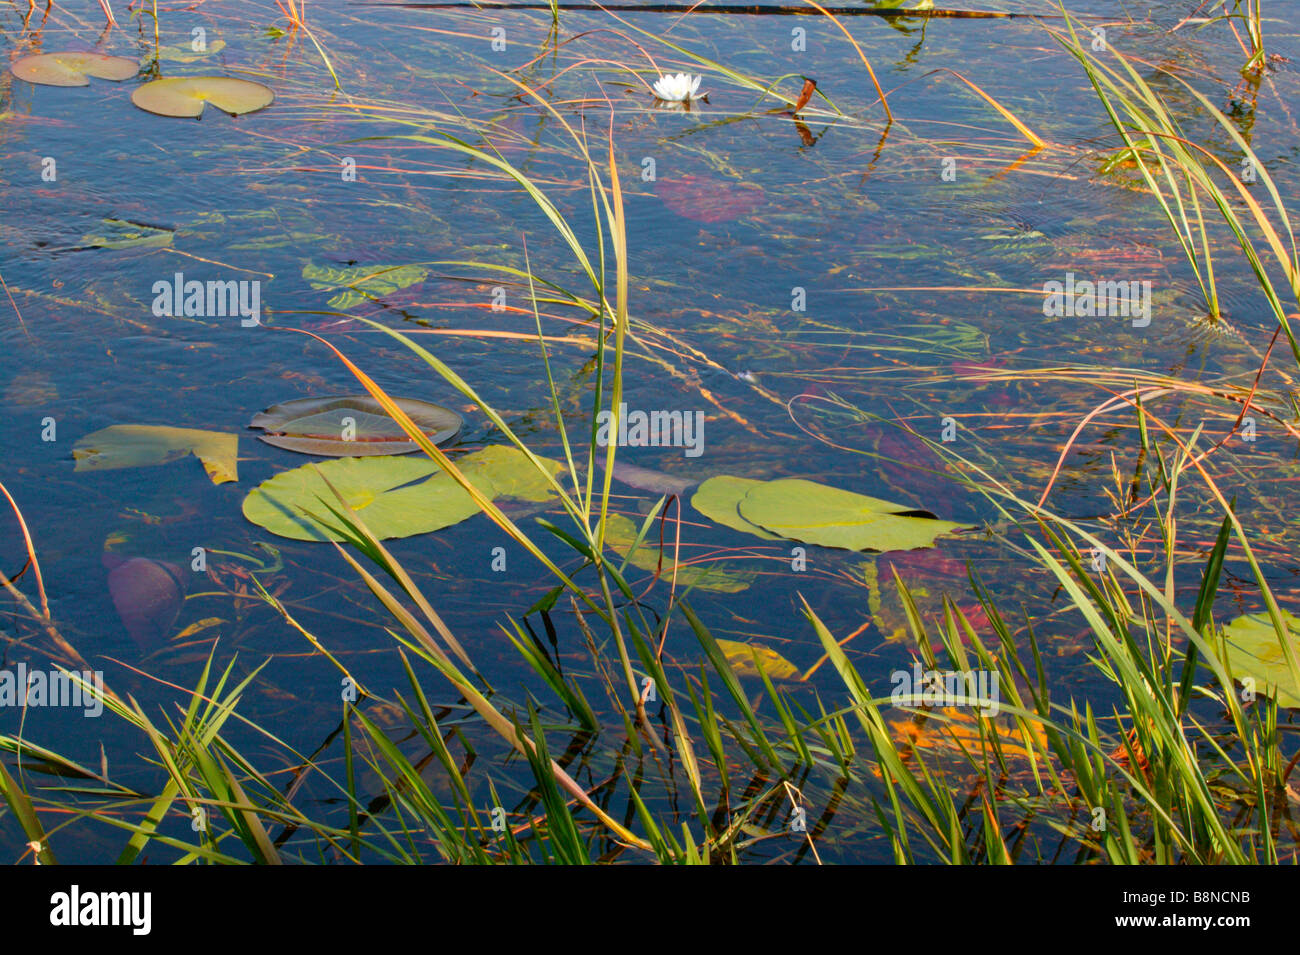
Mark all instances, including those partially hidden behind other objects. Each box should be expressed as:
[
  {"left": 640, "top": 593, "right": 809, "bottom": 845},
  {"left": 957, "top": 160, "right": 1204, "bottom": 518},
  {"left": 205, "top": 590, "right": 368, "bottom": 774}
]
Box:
[{"left": 1, "top": 0, "right": 1297, "bottom": 863}]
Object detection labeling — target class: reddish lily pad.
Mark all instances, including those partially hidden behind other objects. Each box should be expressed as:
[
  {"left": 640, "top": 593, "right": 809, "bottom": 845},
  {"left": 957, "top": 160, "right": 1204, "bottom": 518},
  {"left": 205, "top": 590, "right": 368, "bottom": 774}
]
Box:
[
  {"left": 103, "top": 552, "right": 185, "bottom": 648},
  {"left": 250, "top": 395, "right": 462, "bottom": 456},
  {"left": 10, "top": 52, "right": 137, "bottom": 87},
  {"left": 657, "top": 174, "right": 764, "bottom": 224},
  {"left": 131, "top": 76, "right": 273, "bottom": 118}
]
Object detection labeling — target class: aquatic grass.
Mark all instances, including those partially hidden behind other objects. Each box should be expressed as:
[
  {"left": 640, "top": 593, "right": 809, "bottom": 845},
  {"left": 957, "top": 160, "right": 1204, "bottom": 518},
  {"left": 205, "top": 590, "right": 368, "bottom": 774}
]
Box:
[
  {"left": 787, "top": 371, "right": 1297, "bottom": 860},
  {"left": 274, "top": 0, "right": 342, "bottom": 90},
  {"left": 1050, "top": 8, "right": 1300, "bottom": 367},
  {"left": 3, "top": 460, "right": 1293, "bottom": 862}
]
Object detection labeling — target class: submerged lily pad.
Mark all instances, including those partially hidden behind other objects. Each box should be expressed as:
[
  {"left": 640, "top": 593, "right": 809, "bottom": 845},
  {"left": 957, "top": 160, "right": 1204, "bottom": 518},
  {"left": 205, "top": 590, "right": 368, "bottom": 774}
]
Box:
[
  {"left": 73, "top": 425, "right": 238, "bottom": 485},
  {"left": 658, "top": 174, "right": 764, "bottom": 224},
  {"left": 1222, "top": 610, "right": 1300, "bottom": 708},
  {"left": 103, "top": 552, "right": 185, "bottom": 649},
  {"left": 736, "top": 478, "right": 964, "bottom": 552},
  {"left": 131, "top": 76, "right": 273, "bottom": 118},
  {"left": 156, "top": 40, "right": 226, "bottom": 62},
  {"left": 10, "top": 52, "right": 137, "bottom": 87},
  {"left": 79, "top": 218, "right": 174, "bottom": 250},
  {"left": 250, "top": 395, "right": 462, "bottom": 457},
  {"left": 692, "top": 476, "right": 781, "bottom": 540},
  {"left": 302, "top": 263, "right": 429, "bottom": 310},
  {"left": 604, "top": 514, "right": 754, "bottom": 592},
  {"left": 715, "top": 638, "right": 801, "bottom": 680},
  {"left": 242, "top": 446, "right": 563, "bottom": 541},
  {"left": 5, "top": 371, "right": 58, "bottom": 406},
  {"left": 890, "top": 707, "right": 1048, "bottom": 761}
]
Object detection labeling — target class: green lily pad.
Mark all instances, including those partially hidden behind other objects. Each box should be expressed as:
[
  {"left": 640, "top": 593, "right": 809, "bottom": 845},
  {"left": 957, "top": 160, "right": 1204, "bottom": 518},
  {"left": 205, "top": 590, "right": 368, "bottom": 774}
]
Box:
[
  {"left": 73, "top": 425, "right": 238, "bottom": 485},
  {"left": 692, "top": 475, "right": 781, "bottom": 540},
  {"left": 242, "top": 446, "right": 563, "bottom": 542},
  {"left": 10, "top": 52, "right": 137, "bottom": 87},
  {"left": 604, "top": 514, "right": 754, "bottom": 592},
  {"left": 302, "top": 263, "right": 428, "bottom": 311},
  {"left": 457, "top": 444, "right": 562, "bottom": 502},
  {"left": 131, "top": 76, "right": 273, "bottom": 118},
  {"left": 737, "top": 478, "right": 964, "bottom": 552},
  {"left": 1222, "top": 610, "right": 1300, "bottom": 708},
  {"left": 250, "top": 395, "right": 462, "bottom": 457},
  {"left": 243, "top": 456, "right": 470, "bottom": 543}
]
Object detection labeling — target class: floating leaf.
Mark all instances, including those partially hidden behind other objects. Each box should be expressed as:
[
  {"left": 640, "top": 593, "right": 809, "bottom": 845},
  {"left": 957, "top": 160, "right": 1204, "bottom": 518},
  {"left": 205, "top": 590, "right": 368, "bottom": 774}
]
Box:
[
  {"left": 302, "top": 263, "right": 428, "bottom": 310},
  {"left": 79, "top": 217, "right": 173, "bottom": 250},
  {"left": 457, "top": 444, "right": 563, "bottom": 501},
  {"left": 692, "top": 475, "right": 780, "bottom": 540},
  {"left": 657, "top": 174, "right": 764, "bottom": 224},
  {"left": 10, "top": 52, "right": 137, "bottom": 87},
  {"left": 715, "top": 638, "right": 800, "bottom": 680},
  {"left": 73, "top": 425, "right": 238, "bottom": 485},
  {"left": 250, "top": 395, "right": 462, "bottom": 457},
  {"left": 131, "top": 76, "right": 273, "bottom": 118},
  {"left": 242, "top": 456, "right": 469, "bottom": 542},
  {"left": 1222, "top": 610, "right": 1300, "bottom": 708},
  {"left": 156, "top": 40, "right": 226, "bottom": 62},
  {"left": 242, "top": 446, "right": 563, "bottom": 542},
  {"left": 737, "top": 478, "right": 964, "bottom": 552},
  {"left": 604, "top": 514, "right": 753, "bottom": 592}
]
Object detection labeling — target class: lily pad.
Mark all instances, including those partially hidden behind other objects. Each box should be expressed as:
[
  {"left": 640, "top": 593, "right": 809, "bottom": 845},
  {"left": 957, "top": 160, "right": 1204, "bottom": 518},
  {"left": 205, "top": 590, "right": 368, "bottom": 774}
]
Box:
[
  {"left": 242, "top": 445, "right": 563, "bottom": 542},
  {"left": 890, "top": 707, "right": 1048, "bottom": 761},
  {"left": 242, "top": 456, "right": 473, "bottom": 542},
  {"left": 1222, "top": 610, "right": 1300, "bottom": 708},
  {"left": 715, "top": 639, "right": 801, "bottom": 680},
  {"left": 250, "top": 395, "right": 462, "bottom": 457},
  {"left": 604, "top": 514, "right": 753, "bottom": 592},
  {"left": 692, "top": 475, "right": 781, "bottom": 540},
  {"left": 457, "top": 444, "right": 563, "bottom": 501},
  {"left": 131, "top": 76, "right": 273, "bottom": 118},
  {"left": 73, "top": 425, "right": 238, "bottom": 485},
  {"left": 737, "top": 478, "right": 964, "bottom": 552},
  {"left": 79, "top": 218, "right": 173, "bottom": 250},
  {"left": 156, "top": 40, "right": 226, "bottom": 62},
  {"left": 10, "top": 52, "right": 137, "bottom": 87},
  {"left": 103, "top": 551, "right": 185, "bottom": 649},
  {"left": 658, "top": 174, "right": 764, "bottom": 224},
  {"left": 302, "top": 263, "right": 428, "bottom": 311}
]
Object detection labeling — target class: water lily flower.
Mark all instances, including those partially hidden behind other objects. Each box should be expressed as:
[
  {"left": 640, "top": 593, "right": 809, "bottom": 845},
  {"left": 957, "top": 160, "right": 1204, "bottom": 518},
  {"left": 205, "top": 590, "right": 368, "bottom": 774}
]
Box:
[{"left": 652, "top": 72, "right": 705, "bottom": 103}]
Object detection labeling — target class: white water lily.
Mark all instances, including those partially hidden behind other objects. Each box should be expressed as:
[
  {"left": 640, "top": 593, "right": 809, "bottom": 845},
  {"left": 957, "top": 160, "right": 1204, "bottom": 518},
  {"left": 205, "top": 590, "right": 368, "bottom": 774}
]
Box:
[{"left": 651, "top": 72, "right": 705, "bottom": 103}]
